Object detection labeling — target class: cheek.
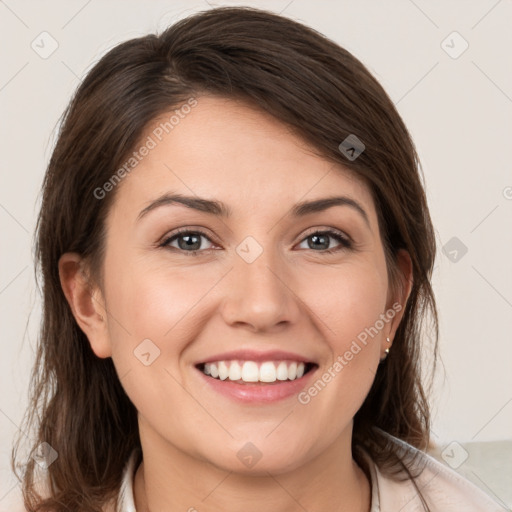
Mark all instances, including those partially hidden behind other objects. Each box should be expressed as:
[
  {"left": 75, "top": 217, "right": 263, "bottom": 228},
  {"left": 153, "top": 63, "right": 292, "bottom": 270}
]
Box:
[
  {"left": 102, "top": 249, "right": 223, "bottom": 369},
  {"left": 100, "top": 255, "right": 215, "bottom": 429},
  {"left": 303, "top": 259, "right": 388, "bottom": 350},
  {"left": 104, "top": 235, "right": 189, "bottom": 325},
  {"left": 108, "top": 266, "right": 193, "bottom": 336},
  {"left": 294, "top": 267, "right": 386, "bottom": 431}
]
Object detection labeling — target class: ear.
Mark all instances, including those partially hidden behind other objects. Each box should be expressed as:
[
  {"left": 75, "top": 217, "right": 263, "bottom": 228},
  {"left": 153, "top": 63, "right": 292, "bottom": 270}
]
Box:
[
  {"left": 58, "top": 252, "right": 112, "bottom": 358},
  {"left": 385, "top": 248, "right": 413, "bottom": 342}
]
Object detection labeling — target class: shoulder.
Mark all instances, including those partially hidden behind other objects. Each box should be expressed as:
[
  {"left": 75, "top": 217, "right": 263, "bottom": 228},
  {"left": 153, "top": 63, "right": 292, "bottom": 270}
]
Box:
[
  {"left": 4, "top": 453, "right": 140, "bottom": 512},
  {"left": 2, "top": 486, "right": 27, "bottom": 512},
  {"left": 359, "top": 432, "right": 508, "bottom": 512}
]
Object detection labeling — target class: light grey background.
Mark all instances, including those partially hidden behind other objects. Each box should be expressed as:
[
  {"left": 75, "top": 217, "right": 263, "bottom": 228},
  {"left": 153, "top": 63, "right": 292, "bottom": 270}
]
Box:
[{"left": 1, "top": 0, "right": 511, "bottom": 509}]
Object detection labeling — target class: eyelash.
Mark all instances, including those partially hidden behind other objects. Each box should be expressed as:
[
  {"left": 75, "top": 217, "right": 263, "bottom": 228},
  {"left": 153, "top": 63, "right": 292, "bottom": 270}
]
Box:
[{"left": 159, "top": 227, "right": 353, "bottom": 256}]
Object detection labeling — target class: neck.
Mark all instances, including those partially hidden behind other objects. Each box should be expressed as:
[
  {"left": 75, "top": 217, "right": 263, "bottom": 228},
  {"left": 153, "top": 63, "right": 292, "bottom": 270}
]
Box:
[{"left": 133, "top": 423, "right": 371, "bottom": 512}]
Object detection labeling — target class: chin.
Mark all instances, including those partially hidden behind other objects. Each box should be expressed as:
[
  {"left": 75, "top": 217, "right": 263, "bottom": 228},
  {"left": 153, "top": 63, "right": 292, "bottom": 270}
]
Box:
[{"left": 201, "top": 440, "right": 309, "bottom": 476}]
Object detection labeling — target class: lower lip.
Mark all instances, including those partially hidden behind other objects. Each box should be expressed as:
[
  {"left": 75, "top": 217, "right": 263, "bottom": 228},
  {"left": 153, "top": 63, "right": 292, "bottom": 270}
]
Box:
[{"left": 196, "top": 366, "right": 318, "bottom": 403}]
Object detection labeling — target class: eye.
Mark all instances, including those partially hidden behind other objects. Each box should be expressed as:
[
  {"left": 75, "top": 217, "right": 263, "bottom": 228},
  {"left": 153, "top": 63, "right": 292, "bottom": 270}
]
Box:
[
  {"left": 297, "top": 229, "right": 352, "bottom": 253},
  {"left": 159, "top": 227, "right": 353, "bottom": 256},
  {"left": 160, "top": 228, "right": 215, "bottom": 255}
]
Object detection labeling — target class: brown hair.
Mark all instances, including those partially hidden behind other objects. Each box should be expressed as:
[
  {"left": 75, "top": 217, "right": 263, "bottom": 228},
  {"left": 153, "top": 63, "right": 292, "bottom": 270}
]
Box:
[{"left": 13, "top": 6, "right": 438, "bottom": 511}]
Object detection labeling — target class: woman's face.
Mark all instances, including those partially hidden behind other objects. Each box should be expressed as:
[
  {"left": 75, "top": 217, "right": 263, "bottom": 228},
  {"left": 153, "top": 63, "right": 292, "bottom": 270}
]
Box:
[{"left": 87, "top": 95, "right": 409, "bottom": 474}]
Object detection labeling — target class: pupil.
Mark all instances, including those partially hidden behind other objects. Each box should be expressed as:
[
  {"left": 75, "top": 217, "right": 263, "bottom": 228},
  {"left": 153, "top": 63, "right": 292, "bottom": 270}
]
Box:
[
  {"left": 310, "top": 234, "right": 328, "bottom": 250},
  {"left": 180, "top": 234, "right": 200, "bottom": 250}
]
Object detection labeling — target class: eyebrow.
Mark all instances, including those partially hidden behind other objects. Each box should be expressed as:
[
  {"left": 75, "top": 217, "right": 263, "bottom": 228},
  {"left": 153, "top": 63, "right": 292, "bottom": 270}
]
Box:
[{"left": 137, "top": 193, "right": 370, "bottom": 228}]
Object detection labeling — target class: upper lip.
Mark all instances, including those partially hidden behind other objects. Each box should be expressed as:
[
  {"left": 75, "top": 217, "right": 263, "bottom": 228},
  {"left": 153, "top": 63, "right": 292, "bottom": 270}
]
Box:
[{"left": 196, "top": 349, "right": 317, "bottom": 365}]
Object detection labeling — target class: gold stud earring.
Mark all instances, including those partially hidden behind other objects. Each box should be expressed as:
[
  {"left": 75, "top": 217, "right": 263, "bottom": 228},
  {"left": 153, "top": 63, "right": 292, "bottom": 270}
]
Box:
[{"left": 380, "top": 337, "right": 391, "bottom": 362}]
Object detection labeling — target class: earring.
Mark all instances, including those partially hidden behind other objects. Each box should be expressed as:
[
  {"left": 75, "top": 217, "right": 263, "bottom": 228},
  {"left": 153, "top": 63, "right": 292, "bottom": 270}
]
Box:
[{"left": 380, "top": 337, "right": 391, "bottom": 362}]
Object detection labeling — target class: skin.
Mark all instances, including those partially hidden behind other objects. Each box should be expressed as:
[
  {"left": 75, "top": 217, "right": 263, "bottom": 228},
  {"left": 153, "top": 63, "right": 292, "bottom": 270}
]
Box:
[{"left": 59, "top": 95, "right": 412, "bottom": 512}]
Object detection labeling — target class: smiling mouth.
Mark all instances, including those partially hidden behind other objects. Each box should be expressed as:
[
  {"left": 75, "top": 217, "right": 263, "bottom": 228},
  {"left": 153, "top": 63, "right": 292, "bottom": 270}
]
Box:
[{"left": 195, "top": 360, "right": 317, "bottom": 384}]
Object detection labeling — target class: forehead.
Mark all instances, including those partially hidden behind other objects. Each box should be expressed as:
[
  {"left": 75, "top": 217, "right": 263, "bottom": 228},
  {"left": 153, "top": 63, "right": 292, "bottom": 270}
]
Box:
[{"left": 109, "top": 95, "right": 377, "bottom": 225}]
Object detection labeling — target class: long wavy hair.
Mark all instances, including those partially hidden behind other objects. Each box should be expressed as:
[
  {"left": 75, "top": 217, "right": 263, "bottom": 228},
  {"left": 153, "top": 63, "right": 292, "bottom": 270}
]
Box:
[{"left": 12, "top": 6, "right": 439, "bottom": 511}]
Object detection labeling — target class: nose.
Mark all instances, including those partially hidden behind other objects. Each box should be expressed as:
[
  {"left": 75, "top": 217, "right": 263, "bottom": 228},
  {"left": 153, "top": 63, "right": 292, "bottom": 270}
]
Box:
[{"left": 220, "top": 242, "right": 301, "bottom": 332}]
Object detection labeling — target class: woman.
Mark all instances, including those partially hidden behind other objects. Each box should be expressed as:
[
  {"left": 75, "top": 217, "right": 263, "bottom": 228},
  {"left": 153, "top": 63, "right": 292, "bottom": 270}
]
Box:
[{"left": 12, "top": 6, "right": 505, "bottom": 512}]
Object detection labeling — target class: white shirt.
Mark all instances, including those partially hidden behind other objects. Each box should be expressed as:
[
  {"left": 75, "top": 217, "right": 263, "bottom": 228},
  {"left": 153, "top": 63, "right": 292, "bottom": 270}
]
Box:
[
  {"left": 6, "top": 433, "right": 506, "bottom": 511},
  {"left": 115, "top": 434, "right": 507, "bottom": 511}
]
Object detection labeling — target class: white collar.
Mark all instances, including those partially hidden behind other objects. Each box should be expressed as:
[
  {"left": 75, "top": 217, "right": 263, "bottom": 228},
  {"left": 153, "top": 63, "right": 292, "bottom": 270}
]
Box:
[
  {"left": 115, "top": 446, "right": 380, "bottom": 511},
  {"left": 115, "top": 435, "right": 504, "bottom": 511}
]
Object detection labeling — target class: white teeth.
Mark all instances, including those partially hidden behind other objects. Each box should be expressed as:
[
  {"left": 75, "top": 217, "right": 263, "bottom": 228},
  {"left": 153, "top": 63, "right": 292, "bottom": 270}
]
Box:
[
  {"left": 241, "top": 361, "right": 259, "bottom": 382},
  {"left": 276, "top": 361, "right": 288, "bottom": 380},
  {"left": 259, "top": 361, "right": 276, "bottom": 382},
  {"left": 228, "top": 361, "right": 242, "bottom": 381},
  {"left": 288, "top": 362, "right": 297, "bottom": 380},
  {"left": 218, "top": 361, "right": 229, "bottom": 380},
  {"left": 200, "top": 360, "right": 308, "bottom": 383},
  {"left": 209, "top": 363, "right": 218, "bottom": 378}
]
